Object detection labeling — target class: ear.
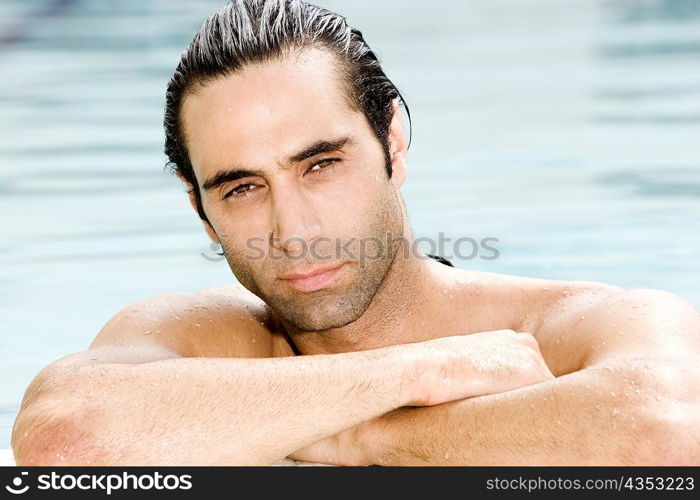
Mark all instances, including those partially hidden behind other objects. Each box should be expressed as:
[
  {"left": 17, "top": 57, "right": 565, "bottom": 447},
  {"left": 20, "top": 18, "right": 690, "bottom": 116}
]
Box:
[
  {"left": 185, "top": 187, "right": 220, "bottom": 244},
  {"left": 388, "top": 97, "right": 409, "bottom": 189}
]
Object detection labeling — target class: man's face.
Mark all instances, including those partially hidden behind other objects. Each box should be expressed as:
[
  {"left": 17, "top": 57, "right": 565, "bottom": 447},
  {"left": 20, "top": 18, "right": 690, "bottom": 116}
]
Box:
[{"left": 181, "top": 48, "right": 406, "bottom": 331}]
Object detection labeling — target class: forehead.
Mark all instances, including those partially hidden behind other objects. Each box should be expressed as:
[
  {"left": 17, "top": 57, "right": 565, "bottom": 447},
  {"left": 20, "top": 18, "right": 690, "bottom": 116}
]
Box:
[{"left": 181, "top": 47, "right": 365, "bottom": 175}]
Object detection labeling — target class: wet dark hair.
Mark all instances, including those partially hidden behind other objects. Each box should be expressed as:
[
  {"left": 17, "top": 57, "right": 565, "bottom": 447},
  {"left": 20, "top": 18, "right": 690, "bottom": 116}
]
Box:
[{"left": 164, "top": 0, "right": 411, "bottom": 224}]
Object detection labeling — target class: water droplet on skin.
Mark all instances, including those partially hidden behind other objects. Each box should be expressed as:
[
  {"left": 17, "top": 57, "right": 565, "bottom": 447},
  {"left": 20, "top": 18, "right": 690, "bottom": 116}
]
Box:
[
  {"left": 579, "top": 316, "right": 585, "bottom": 320},
  {"left": 655, "top": 395, "right": 662, "bottom": 401},
  {"left": 174, "top": 315, "right": 182, "bottom": 321},
  {"left": 556, "top": 420, "right": 562, "bottom": 425},
  {"left": 155, "top": 330, "right": 161, "bottom": 334},
  {"left": 610, "top": 391, "right": 616, "bottom": 397},
  {"left": 144, "top": 330, "right": 151, "bottom": 335},
  {"left": 443, "top": 452, "right": 450, "bottom": 460},
  {"left": 195, "top": 323, "right": 201, "bottom": 328}
]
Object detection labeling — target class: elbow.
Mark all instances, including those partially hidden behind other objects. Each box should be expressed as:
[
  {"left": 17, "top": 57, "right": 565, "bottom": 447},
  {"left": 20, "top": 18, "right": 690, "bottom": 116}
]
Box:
[
  {"left": 632, "top": 405, "right": 700, "bottom": 465},
  {"left": 12, "top": 389, "right": 108, "bottom": 466},
  {"left": 619, "top": 371, "right": 700, "bottom": 464},
  {"left": 602, "top": 356, "right": 700, "bottom": 465},
  {"left": 620, "top": 410, "right": 700, "bottom": 466}
]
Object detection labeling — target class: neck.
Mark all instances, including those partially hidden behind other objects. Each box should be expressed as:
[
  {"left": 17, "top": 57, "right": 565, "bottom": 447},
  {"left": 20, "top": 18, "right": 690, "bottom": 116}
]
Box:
[{"left": 282, "top": 233, "right": 449, "bottom": 355}]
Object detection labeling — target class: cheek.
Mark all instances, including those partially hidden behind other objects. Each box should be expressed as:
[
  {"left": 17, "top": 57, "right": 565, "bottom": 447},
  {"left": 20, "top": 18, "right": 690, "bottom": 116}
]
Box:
[
  {"left": 222, "top": 233, "right": 266, "bottom": 266},
  {"left": 210, "top": 210, "right": 267, "bottom": 248},
  {"left": 218, "top": 236, "right": 268, "bottom": 290},
  {"left": 323, "top": 166, "right": 388, "bottom": 229}
]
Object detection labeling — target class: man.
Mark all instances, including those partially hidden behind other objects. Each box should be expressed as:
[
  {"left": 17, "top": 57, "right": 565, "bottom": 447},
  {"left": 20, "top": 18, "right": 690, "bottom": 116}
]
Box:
[{"left": 12, "top": 0, "right": 700, "bottom": 466}]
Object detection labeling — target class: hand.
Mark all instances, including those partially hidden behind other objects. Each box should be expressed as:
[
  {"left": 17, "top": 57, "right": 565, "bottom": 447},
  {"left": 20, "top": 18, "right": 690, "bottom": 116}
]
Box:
[
  {"left": 403, "top": 329, "right": 555, "bottom": 406},
  {"left": 291, "top": 330, "right": 554, "bottom": 465},
  {"left": 288, "top": 420, "right": 372, "bottom": 466}
]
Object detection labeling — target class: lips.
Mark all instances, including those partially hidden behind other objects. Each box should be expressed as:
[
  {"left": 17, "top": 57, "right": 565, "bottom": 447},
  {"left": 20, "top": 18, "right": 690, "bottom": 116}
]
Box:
[{"left": 280, "top": 263, "right": 345, "bottom": 292}]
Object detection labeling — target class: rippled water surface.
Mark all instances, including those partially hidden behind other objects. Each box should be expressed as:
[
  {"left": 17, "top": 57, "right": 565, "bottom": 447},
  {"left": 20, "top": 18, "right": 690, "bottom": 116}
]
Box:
[{"left": 1, "top": 0, "right": 699, "bottom": 447}]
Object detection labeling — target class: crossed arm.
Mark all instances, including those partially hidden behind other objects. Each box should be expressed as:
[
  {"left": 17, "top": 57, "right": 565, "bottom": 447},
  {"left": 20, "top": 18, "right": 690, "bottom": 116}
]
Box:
[
  {"left": 11, "top": 289, "right": 549, "bottom": 465},
  {"left": 12, "top": 287, "right": 700, "bottom": 465},
  {"left": 294, "top": 288, "right": 700, "bottom": 465}
]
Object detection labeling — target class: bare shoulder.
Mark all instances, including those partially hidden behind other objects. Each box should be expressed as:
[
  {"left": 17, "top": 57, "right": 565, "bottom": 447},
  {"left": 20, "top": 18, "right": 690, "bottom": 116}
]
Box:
[
  {"left": 20, "top": 285, "right": 293, "bottom": 419},
  {"left": 445, "top": 266, "right": 622, "bottom": 331},
  {"left": 458, "top": 267, "right": 620, "bottom": 296},
  {"left": 447, "top": 267, "right": 628, "bottom": 375},
  {"left": 472, "top": 269, "right": 700, "bottom": 373},
  {"left": 533, "top": 282, "right": 700, "bottom": 368},
  {"left": 92, "top": 283, "right": 293, "bottom": 359}
]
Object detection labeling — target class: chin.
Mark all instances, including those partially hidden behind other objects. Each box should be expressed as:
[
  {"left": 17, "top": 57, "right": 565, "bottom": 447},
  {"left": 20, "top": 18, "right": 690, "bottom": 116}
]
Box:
[
  {"left": 279, "top": 296, "right": 365, "bottom": 332},
  {"left": 291, "top": 309, "right": 359, "bottom": 332}
]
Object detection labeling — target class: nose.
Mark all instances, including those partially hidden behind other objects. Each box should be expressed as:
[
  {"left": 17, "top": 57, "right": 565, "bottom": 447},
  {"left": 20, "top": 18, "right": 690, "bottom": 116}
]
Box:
[{"left": 269, "top": 184, "right": 323, "bottom": 256}]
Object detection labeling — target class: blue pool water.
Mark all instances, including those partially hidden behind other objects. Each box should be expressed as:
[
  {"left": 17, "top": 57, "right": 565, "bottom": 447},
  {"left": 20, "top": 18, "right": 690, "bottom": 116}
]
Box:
[{"left": 1, "top": 0, "right": 699, "bottom": 448}]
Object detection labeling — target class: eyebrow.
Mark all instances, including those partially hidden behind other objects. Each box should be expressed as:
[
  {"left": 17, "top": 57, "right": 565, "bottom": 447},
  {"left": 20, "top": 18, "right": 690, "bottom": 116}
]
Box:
[{"left": 201, "top": 135, "right": 355, "bottom": 192}]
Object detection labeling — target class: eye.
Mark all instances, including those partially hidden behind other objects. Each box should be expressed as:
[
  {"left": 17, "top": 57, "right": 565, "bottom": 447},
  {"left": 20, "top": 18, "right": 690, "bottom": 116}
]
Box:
[
  {"left": 308, "top": 158, "right": 340, "bottom": 174},
  {"left": 223, "top": 183, "right": 258, "bottom": 200}
]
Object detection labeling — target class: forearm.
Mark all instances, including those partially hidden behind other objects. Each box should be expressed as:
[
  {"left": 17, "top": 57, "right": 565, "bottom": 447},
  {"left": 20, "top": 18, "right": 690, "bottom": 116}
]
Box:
[
  {"left": 16, "top": 348, "right": 413, "bottom": 466},
  {"left": 363, "top": 357, "right": 696, "bottom": 465}
]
